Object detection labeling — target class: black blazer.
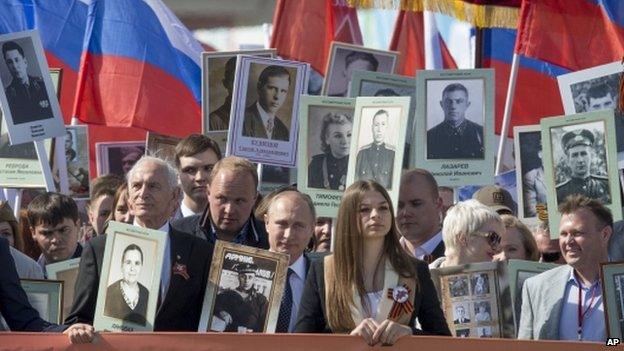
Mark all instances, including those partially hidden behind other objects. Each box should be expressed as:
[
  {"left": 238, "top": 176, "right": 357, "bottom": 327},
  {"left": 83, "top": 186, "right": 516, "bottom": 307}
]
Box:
[
  {"left": 0, "top": 237, "right": 64, "bottom": 332},
  {"left": 294, "top": 257, "right": 451, "bottom": 336},
  {"left": 65, "top": 226, "right": 213, "bottom": 331}
]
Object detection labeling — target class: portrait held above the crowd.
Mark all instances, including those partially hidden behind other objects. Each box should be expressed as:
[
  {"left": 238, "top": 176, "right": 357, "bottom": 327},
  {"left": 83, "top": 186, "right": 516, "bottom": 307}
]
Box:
[
  {"left": 414, "top": 69, "right": 495, "bottom": 188},
  {"left": 514, "top": 125, "right": 547, "bottom": 221}
]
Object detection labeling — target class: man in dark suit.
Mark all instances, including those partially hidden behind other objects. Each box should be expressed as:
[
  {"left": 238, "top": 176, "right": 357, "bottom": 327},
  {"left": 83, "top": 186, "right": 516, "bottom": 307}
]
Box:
[
  {"left": 453, "top": 305, "right": 470, "bottom": 324},
  {"left": 172, "top": 156, "right": 269, "bottom": 249},
  {"left": 0, "top": 237, "right": 95, "bottom": 343},
  {"left": 265, "top": 189, "right": 317, "bottom": 332},
  {"left": 355, "top": 109, "right": 395, "bottom": 188},
  {"left": 427, "top": 82, "right": 484, "bottom": 159},
  {"left": 397, "top": 169, "right": 445, "bottom": 264},
  {"left": 65, "top": 156, "right": 213, "bottom": 331},
  {"left": 242, "top": 65, "right": 290, "bottom": 141},
  {"left": 2, "top": 41, "right": 53, "bottom": 124}
]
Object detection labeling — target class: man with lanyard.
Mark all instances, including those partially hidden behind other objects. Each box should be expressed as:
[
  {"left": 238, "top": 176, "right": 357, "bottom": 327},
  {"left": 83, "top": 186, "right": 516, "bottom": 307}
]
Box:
[
  {"left": 519, "top": 195, "right": 611, "bottom": 341},
  {"left": 172, "top": 156, "right": 269, "bottom": 249},
  {"left": 396, "top": 169, "right": 445, "bottom": 264}
]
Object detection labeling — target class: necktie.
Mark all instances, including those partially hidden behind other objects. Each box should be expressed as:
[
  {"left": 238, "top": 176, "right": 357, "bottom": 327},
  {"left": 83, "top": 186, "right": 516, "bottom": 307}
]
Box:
[
  {"left": 266, "top": 118, "right": 274, "bottom": 138},
  {"left": 276, "top": 268, "right": 293, "bottom": 333}
]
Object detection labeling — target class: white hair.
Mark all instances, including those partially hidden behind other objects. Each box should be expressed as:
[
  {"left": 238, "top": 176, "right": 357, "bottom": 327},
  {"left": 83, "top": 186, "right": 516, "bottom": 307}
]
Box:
[
  {"left": 126, "top": 155, "right": 179, "bottom": 189},
  {"left": 442, "top": 199, "right": 502, "bottom": 251}
]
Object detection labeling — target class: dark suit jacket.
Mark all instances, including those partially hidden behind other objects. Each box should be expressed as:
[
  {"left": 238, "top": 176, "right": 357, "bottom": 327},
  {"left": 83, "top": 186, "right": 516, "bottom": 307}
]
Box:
[
  {"left": 103, "top": 280, "right": 149, "bottom": 326},
  {"left": 171, "top": 207, "right": 269, "bottom": 249},
  {"left": 293, "top": 257, "right": 451, "bottom": 335},
  {"left": 65, "top": 226, "right": 213, "bottom": 331},
  {"left": 242, "top": 102, "right": 289, "bottom": 141},
  {"left": 0, "top": 237, "right": 64, "bottom": 332},
  {"left": 430, "top": 241, "right": 445, "bottom": 262}
]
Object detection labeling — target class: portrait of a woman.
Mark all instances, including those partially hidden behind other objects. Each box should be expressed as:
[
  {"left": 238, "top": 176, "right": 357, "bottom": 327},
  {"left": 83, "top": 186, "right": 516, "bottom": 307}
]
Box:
[
  {"left": 308, "top": 112, "right": 352, "bottom": 190},
  {"left": 104, "top": 244, "right": 149, "bottom": 325}
]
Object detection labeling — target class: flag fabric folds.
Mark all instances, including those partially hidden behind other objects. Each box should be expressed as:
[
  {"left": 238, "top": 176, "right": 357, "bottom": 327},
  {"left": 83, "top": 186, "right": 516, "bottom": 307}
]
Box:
[
  {"left": 73, "top": 0, "right": 203, "bottom": 137},
  {"left": 270, "top": 0, "right": 362, "bottom": 75},
  {"left": 515, "top": 0, "right": 624, "bottom": 71}
]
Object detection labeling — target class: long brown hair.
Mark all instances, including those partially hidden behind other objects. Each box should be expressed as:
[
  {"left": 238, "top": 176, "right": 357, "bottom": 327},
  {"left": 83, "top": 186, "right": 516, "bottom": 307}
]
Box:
[{"left": 327, "top": 180, "right": 417, "bottom": 332}]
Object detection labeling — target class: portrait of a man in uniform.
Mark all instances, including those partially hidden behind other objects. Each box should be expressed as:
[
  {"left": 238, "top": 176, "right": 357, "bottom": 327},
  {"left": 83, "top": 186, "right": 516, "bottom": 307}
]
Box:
[
  {"left": 354, "top": 109, "right": 395, "bottom": 188},
  {"left": 212, "top": 262, "right": 269, "bottom": 333},
  {"left": 308, "top": 112, "right": 353, "bottom": 190},
  {"left": 2, "top": 40, "right": 52, "bottom": 125},
  {"left": 519, "top": 131, "right": 547, "bottom": 217},
  {"left": 555, "top": 128, "right": 610, "bottom": 204},
  {"left": 427, "top": 82, "right": 484, "bottom": 160},
  {"left": 242, "top": 65, "right": 291, "bottom": 141}
]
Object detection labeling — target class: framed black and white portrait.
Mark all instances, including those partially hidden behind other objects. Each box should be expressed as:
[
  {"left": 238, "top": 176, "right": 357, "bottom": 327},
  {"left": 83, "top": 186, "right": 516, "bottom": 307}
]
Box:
[
  {"left": 513, "top": 125, "right": 546, "bottom": 223},
  {"left": 414, "top": 69, "right": 494, "bottom": 187},
  {"left": 557, "top": 61, "right": 624, "bottom": 167},
  {"left": 96, "top": 141, "right": 146, "bottom": 177},
  {"left": 145, "top": 131, "right": 181, "bottom": 164},
  {"left": 297, "top": 95, "right": 355, "bottom": 218},
  {"left": 94, "top": 221, "right": 167, "bottom": 332},
  {"left": 601, "top": 262, "right": 624, "bottom": 339},
  {"left": 349, "top": 70, "right": 416, "bottom": 168},
  {"left": 202, "top": 49, "right": 276, "bottom": 132},
  {"left": 345, "top": 96, "right": 410, "bottom": 208},
  {"left": 52, "top": 126, "right": 90, "bottom": 199},
  {"left": 0, "top": 30, "right": 64, "bottom": 145},
  {"left": 322, "top": 42, "right": 398, "bottom": 98},
  {"left": 198, "top": 241, "right": 289, "bottom": 333},
  {"left": 541, "top": 110, "right": 622, "bottom": 239},
  {"left": 227, "top": 56, "right": 309, "bottom": 168}
]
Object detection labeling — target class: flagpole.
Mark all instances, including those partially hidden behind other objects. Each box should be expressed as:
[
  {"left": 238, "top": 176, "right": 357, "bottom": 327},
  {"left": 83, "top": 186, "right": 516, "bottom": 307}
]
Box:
[{"left": 495, "top": 53, "right": 520, "bottom": 175}]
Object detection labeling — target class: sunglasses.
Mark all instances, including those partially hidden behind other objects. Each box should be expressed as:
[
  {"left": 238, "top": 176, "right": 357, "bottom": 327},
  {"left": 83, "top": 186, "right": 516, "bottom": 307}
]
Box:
[{"left": 474, "top": 231, "right": 502, "bottom": 248}]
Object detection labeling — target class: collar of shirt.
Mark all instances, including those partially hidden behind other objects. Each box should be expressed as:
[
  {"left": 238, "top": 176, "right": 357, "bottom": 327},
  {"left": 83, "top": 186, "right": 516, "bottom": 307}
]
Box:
[
  {"left": 287, "top": 254, "right": 306, "bottom": 332},
  {"left": 180, "top": 201, "right": 200, "bottom": 218},
  {"left": 133, "top": 219, "right": 172, "bottom": 302},
  {"left": 207, "top": 214, "right": 257, "bottom": 245},
  {"left": 443, "top": 119, "right": 467, "bottom": 133},
  {"left": 256, "top": 101, "right": 273, "bottom": 137},
  {"left": 558, "top": 268, "right": 605, "bottom": 341},
  {"left": 400, "top": 230, "right": 442, "bottom": 260}
]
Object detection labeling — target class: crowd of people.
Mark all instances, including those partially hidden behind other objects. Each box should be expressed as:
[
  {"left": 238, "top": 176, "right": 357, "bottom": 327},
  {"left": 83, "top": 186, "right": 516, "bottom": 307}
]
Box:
[{"left": 1, "top": 132, "right": 622, "bottom": 346}]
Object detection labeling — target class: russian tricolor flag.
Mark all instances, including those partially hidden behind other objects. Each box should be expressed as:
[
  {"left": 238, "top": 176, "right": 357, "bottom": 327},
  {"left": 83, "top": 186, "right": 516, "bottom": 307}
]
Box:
[{"left": 73, "top": 0, "right": 203, "bottom": 136}]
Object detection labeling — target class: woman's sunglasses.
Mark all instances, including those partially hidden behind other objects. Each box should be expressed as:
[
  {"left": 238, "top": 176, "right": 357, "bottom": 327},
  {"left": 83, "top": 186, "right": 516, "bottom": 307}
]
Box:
[{"left": 474, "top": 231, "right": 502, "bottom": 248}]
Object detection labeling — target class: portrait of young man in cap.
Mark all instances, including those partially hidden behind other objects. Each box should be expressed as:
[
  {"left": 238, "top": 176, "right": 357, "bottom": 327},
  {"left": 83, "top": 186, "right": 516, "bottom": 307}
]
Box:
[{"left": 556, "top": 128, "right": 610, "bottom": 204}]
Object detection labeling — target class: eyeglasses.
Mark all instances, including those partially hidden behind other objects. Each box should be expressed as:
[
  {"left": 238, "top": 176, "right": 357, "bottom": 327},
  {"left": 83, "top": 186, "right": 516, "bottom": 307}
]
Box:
[{"left": 474, "top": 231, "right": 501, "bottom": 248}]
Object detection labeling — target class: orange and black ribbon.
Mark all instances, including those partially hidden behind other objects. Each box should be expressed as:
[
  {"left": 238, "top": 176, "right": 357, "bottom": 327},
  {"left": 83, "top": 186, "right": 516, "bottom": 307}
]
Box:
[{"left": 387, "top": 284, "right": 414, "bottom": 320}]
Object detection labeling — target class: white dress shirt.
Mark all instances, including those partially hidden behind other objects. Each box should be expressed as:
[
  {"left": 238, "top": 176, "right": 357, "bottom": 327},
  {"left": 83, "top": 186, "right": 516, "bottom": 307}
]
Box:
[
  {"left": 400, "top": 230, "right": 443, "bottom": 260},
  {"left": 180, "top": 201, "right": 200, "bottom": 218},
  {"left": 256, "top": 102, "right": 274, "bottom": 138}
]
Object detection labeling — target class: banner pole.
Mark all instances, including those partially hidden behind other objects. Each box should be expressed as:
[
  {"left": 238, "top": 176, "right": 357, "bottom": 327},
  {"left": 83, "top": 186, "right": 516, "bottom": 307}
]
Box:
[
  {"left": 34, "top": 140, "right": 57, "bottom": 192},
  {"left": 495, "top": 53, "right": 520, "bottom": 175}
]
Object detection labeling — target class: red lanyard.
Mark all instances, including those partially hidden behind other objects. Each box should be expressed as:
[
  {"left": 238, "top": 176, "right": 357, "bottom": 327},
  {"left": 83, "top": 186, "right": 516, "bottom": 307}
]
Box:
[{"left": 576, "top": 282, "right": 598, "bottom": 341}]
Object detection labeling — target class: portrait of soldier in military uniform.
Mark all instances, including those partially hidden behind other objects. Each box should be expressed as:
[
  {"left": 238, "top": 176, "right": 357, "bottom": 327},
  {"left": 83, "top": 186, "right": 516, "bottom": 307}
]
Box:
[
  {"left": 354, "top": 108, "right": 395, "bottom": 189},
  {"left": 307, "top": 109, "right": 353, "bottom": 191},
  {"left": 554, "top": 128, "right": 610, "bottom": 204},
  {"left": 212, "top": 262, "right": 269, "bottom": 333},
  {"left": 1, "top": 40, "right": 52, "bottom": 125},
  {"left": 517, "top": 130, "right": 547, "bottom": 218},
  {"left": 426, "top": 81, "right": 484, "bottom": 160}
]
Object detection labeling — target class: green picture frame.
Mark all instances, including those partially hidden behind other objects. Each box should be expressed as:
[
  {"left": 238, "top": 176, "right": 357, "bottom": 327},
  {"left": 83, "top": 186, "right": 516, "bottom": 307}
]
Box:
[
  {"left": 349, "top": 70, "right": 416, "bottom": 169},
  {"left": 540, "top": 110, "right": 622, "bottom": 238},
  {"left": 601, "top": 261, "right": 624, "bottom": 339},
  {"left": 20, "top": 279, "right": 63, "bottom": 324},
  {"left": 297, "top": 95, "right": 356, "bottom": 218},
  {"left": 413, "top": 68, "right": 495, "bottom": 186}
]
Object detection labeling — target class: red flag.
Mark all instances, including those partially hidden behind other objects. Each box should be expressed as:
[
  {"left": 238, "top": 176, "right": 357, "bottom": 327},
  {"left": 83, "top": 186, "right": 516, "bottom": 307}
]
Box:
[
  {"left": 389, "top": 10, "right": 425, "bottom": 76},
  {"left": 515, "top": 0, "right": 624, "bottom": 71},
  {"left": 270, "top": 0, "right": 362, "bottom": 75}
]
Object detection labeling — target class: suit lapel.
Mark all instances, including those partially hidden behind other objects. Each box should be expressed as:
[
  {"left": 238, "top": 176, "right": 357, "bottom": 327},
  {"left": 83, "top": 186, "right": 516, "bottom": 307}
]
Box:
[
  {"left": 543, "top": 265, "right": 572, "bottom": 339},
  {"left": 431, "top": 241, "right": 445, "bottom": 260},
  {"left": 156, "top": 230, "right": 190, "bottom": 316}
]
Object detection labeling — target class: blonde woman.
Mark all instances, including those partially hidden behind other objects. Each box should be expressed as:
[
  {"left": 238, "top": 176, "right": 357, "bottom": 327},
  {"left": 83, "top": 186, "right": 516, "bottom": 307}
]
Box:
[{"left": 295, "top": 180, "right": 450, "bottom": 345}]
